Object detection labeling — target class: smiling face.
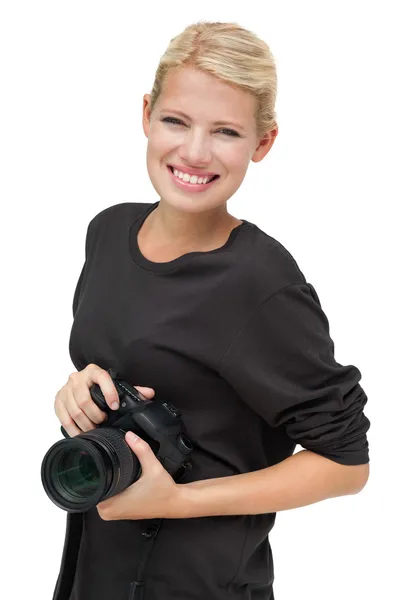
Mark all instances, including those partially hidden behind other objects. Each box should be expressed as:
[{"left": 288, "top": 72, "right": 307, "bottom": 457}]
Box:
[{"left": 142, "top": 66, "right": 277, "bottom": 215}]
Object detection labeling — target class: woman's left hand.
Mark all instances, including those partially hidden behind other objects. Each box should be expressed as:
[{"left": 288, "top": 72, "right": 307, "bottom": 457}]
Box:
[{"left": 96, "top": 430, "right": 184, "bottom": 521}]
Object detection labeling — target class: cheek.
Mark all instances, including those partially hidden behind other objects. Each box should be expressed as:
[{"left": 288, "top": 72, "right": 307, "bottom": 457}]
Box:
[
  {"left": 212, "top": 142, "right": 249, "bottom": 167},
  {"left": 148, "top": 136, "right": 167, "bottom": 156},
  {"left": 223, "top": 155, "right": 249, "bottom": 179},
  {"left": 147, "top": 126, "right": 174, "bottom": 152}
]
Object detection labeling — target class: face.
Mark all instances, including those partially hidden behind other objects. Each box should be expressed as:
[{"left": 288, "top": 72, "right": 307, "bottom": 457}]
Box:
[{"left": 142, "top": 66, "right": 278, "bottom": 215}]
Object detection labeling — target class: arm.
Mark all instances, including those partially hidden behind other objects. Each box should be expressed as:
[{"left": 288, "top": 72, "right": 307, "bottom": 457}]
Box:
[
  {"left": 96, "top": 434, "right": 369, "bottom": 522},
  {"left": 175, "top": 450, "right": 369, "bottom": 519},
  {"left": 209, "top": 282, "right": 371, "bottom": 519},
  {"left": 173, "top": 283, "right": 371, "bottom": 520}
]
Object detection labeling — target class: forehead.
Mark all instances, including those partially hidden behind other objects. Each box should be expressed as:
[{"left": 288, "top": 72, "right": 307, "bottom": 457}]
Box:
[{"left": 158, "top": 66, "right": 257, "bottom": 123}]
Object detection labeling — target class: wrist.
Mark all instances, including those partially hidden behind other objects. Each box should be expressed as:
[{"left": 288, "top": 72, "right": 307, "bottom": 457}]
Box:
[
  {"left": 172, "top": 477, "right": 229, "bottom": 519},
  {"left": 170, "top": 482, "right": 195, "bottom": 519},
  {"left": 163, "top": 482, "right": 193, "bottom": 519}
]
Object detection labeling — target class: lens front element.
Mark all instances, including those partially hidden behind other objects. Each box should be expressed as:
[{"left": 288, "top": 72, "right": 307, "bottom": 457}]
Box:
[{"left": 56, "top": 448, "right": 101, "bottom": 499}]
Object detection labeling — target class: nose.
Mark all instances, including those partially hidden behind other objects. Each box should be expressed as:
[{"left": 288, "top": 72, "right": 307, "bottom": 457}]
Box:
[{"left": 177, "top": 129, "right": 212, "bottom": 167}]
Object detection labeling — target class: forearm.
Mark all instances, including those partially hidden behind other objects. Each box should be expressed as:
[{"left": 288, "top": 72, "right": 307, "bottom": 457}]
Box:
[{"left": 175, "top": 450, "right": 369, "bottom": 519}]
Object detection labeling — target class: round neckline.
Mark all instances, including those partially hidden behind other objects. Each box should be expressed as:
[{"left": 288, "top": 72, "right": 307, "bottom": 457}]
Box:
[{"left": 129, "top": 201, "right": 251, "bottom": 273}]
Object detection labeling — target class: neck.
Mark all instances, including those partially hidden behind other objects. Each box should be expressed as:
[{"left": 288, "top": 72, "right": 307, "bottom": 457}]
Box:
[{"left": 147, "top": 200, "right": 235, "bottom": 248}]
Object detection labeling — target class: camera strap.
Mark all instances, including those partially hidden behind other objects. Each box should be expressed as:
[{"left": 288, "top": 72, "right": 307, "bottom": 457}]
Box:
[
  {"left": 52, "top": 512, "right": 83, "bottom": 600},
  {"left": 52, "top": 514, "right": 163, "bottom": 600},
  {"left": 129, "top": 518, "right": 164, "bottom": 600}
]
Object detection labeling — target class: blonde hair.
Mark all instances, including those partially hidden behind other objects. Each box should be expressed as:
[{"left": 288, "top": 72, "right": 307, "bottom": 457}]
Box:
[{"left": 149, "top": 21, "right": 278, "bottom": 139}]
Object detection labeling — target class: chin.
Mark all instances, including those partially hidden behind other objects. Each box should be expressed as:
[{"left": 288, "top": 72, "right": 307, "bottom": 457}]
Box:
[{"left": 160, "top": 195, "right": 221, "bottom": 213}]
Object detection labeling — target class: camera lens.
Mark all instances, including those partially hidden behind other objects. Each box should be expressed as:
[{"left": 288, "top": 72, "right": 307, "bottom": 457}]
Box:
[
  {"left": 41, "top": 428, "right": 141, "bottom": 512},
  {"left": 56, "top": 448, "right": 100, "bottom": 498}
]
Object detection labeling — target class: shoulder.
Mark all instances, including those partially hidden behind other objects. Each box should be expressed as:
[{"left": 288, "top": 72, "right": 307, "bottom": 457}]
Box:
[
  {"left": 238, "top": 222, "right": 307, "bottom": 301},
  {"left": 88, "top": 202, "right": 152, "bottom": 231}
]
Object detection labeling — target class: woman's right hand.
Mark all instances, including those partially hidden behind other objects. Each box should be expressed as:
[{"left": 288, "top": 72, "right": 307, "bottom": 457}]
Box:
[{"left": 54, "top": 363, "right": 120, "bottom": 437}]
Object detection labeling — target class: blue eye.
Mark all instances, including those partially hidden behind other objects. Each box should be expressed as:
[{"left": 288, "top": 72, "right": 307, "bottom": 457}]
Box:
[{"left": 161, "top": 117, "right": 240, "bottom": 137}]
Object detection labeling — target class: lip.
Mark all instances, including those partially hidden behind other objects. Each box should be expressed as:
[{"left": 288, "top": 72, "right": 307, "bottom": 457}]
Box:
[
  {"left": 168, "top": 164, "right": 219, "bottom": 177},
  {"left": 167, "top": 165, "right": 219, "bottom": 193}
]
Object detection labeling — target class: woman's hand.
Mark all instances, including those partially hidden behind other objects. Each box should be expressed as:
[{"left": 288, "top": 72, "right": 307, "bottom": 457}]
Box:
[
  {"left": 54, "top": 363, "right": 155, "bottom": 437},
  {"left": 96, "top": 431, "right": 184, "bottom": 521}
]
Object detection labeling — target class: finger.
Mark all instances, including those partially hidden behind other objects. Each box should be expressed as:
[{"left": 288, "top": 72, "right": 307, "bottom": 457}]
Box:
[
  {"left": 55, "top": 400, "right": 82, "bottom": 438},
  {"left": 73, "top": 384, "right": 108, "bottom": 425},
  {"left": 125, "top": 431, "right": 161, "bottom": 475},
  {"left": 66, "top": 387, "right": 97, "bottom": 433},
  {"left": 85, "top": 364, "right": 120, "bottom": 410},
  {"left": 134, "top": 386, "right": 155, "bottom": 400}
]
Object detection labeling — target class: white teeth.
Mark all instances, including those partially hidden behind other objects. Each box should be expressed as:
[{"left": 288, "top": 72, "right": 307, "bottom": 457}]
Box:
[{"left": 172, "top": 168, "right": 213, "bottom": 185}]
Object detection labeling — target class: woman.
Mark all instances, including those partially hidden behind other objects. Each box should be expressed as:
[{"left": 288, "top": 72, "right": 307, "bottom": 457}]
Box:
[{"left": 53, "top": 21, "right": 370, "bottom": 600}]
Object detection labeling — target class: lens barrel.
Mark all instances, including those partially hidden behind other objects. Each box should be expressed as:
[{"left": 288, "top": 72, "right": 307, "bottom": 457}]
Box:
[{"left": 41, "top": 427, "right": 141, "bottom": 513}]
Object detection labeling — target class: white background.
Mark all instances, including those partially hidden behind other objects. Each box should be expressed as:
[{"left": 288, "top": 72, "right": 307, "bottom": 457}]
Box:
[{"left": 1, "top": 1, "right": 398, "bottom": 599}]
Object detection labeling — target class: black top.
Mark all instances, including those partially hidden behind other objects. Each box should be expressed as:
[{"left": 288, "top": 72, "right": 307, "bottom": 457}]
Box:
[{"left": 56, "top": 200, "right": 370, "bottom": 600}]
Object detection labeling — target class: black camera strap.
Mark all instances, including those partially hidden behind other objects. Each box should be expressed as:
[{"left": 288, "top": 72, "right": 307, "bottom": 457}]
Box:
[
  {"left": 52, "top": 512, "right": 83, "bottom": 600},
  {"left": 52, "top": 513, "right": 164, "bottom": 600},
  {"left": 127, "top": 464, "right": 190, "bottom": 598},
  {"left": 128, "top": 518, "right": 164, "bottom": 600}
]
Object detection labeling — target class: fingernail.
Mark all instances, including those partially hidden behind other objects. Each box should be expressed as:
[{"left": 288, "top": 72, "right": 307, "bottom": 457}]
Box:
[
  {"left": 111, "top": 402, "right": 119, "bottom": 410},
  {"left": 126, "top": 431, "right": 138, "bottom": 443}
]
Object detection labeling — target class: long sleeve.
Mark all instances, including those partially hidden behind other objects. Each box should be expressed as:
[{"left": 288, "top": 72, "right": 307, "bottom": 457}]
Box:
[{"left": 219, "top": 282, "right": 370, "bottom": 466}]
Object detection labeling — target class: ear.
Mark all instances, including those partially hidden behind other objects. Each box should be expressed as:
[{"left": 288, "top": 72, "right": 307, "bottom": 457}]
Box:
[
  {"left": 251, "top": 126, "right": 279, "bottom": 163},
  {"left": 142, "top": 94, "right": 152, "bottom": 139}
]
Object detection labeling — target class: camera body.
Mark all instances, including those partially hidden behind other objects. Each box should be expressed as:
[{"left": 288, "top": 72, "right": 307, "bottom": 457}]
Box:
[
  {"left": 80, "top": 373, "right": 193, "bottom": 474},
  {"left": 41, "top": 370, "right": 193, "bottom": 513}
]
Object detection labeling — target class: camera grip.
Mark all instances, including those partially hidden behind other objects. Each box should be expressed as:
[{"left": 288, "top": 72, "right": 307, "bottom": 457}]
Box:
[{"left": 89, "top": 383, "right": 109, "bottom": 412}]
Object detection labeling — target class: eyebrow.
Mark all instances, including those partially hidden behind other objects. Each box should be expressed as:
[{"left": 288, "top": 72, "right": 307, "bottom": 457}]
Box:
[{"left": 160, "top": 109, "right": 246, "bottom": 132}]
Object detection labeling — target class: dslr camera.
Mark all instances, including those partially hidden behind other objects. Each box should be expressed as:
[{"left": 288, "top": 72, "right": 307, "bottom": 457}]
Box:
[{"left": 41, "top": 369, "right": 193, "bottom": 513}]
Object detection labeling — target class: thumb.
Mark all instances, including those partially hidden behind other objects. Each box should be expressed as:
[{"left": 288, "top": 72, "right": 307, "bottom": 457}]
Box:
[{"left": 125, "top": 431, "right": 158, "bottom": 473}]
